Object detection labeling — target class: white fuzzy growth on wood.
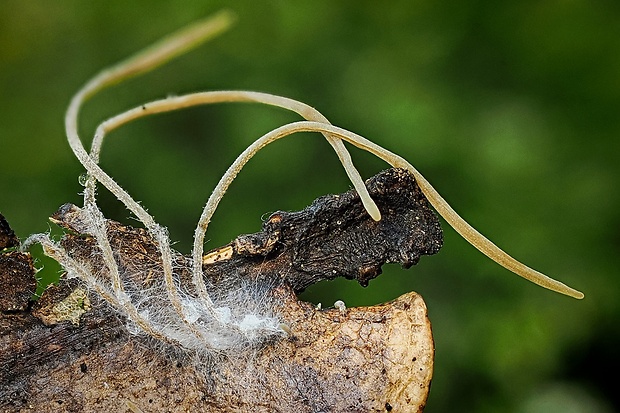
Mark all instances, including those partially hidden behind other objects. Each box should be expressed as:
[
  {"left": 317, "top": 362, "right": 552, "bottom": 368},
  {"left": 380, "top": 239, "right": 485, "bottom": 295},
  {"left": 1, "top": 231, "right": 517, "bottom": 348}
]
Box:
[{"left": 54, "top": 10, "right": 288, "bottom": 353}]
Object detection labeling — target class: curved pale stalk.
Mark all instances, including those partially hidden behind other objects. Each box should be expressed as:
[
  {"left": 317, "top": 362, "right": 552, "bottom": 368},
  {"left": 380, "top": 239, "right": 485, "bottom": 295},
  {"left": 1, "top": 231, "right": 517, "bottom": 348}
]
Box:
[
  {"left": 71, "top": 9, "right": 235, "bottom": 211},
  {"left": 64, "top": 12, "right": 236, "bottom": 330},
  {"left": 195, "top": 120, "right": 585, "bottom": 300},
  {"left": 91, "top": 91, "right": 379, "bottom": 221},
  {"left": 91, "top": 90, "right": 380, "bottom": 302}
]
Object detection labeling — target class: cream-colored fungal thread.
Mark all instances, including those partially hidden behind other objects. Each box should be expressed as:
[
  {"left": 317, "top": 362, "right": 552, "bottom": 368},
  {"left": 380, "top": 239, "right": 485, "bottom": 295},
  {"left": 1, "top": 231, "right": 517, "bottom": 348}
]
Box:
[{"left": 228, "top": 120, "right": 585, "bottom": 299}]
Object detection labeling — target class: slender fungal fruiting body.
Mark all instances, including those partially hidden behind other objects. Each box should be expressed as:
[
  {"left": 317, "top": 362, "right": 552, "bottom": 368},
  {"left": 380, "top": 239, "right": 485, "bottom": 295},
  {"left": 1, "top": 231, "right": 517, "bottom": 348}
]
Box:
[{"left": 26, "top": 10, "right": 583, "bottom": 355}]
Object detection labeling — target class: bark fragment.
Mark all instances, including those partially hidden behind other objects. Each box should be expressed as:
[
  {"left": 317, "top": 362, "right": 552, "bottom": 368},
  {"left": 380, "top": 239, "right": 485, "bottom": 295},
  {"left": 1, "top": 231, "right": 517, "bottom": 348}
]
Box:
[
  {"left": 1, "top": 168, "right": 441, "bottom": 412},
  {"left": 204, "top": 167, "right": 443, "bottom": 290},
  {"left": 0, "top": 214, "right": 36, "bottom": 312}
]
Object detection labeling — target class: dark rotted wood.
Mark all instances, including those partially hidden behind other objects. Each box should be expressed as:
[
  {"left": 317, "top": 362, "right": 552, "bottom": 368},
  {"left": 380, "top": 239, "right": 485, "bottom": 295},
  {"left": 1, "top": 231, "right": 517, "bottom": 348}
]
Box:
[
  {"left": 204, "top": 168, "right": 443, "bottom": 290},
  {"left": 0, "top": 214, "right": 19, "bottom": 250},
  {"left": 0, "top": 282, "right": 127, "bottom": 408},
  {"left": 0, "top": 252, "right": 36, "bottom": 312},
  {"left": 0, "top": 214, "right": 37, "bottom": 312}
]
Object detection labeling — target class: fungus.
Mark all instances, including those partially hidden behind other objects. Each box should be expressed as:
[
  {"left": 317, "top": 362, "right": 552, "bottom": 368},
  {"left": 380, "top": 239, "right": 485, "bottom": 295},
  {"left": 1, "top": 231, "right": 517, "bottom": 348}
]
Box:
[{"left": 25, "top": 9, "right": 583, "bottom": 356}]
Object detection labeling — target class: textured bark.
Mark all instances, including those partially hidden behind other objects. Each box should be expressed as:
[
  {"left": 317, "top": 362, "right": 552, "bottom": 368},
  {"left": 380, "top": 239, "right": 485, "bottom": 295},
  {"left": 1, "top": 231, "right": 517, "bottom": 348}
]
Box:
[
  {"left": 0, "top": 214, "right": 35, "bottom": 313},
  {"left": 1, "top": 168, "right": 441, "bottom": 412}
]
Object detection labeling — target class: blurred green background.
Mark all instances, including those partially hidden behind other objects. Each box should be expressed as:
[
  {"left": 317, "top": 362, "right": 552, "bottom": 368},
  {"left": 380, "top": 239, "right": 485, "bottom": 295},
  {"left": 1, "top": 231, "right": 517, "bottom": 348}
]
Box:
[{"left": 1, "top": 1, "right": 618, "bottom": 412}]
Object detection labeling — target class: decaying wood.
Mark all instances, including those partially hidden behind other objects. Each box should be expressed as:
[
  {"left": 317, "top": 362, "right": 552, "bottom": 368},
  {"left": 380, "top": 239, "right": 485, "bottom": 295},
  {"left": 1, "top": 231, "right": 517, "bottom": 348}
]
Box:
[
  {"left": 0, "top": 214, "right": 35, "bottom": 313},
  {"left": 1, "top": 168, "right": 442, "bottom": 412}
]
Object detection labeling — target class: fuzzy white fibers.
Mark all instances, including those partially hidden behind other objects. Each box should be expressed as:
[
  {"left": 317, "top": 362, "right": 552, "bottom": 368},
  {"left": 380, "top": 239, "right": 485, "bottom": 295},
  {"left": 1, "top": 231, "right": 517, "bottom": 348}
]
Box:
[{"left": 27, "top": 223, "right": 285, "bottom": 355}]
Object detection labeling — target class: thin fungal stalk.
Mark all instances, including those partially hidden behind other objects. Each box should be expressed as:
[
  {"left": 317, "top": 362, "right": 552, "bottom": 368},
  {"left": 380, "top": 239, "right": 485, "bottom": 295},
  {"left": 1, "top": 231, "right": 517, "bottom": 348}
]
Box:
[
  {"left": 208, "top": 120, "right": 585, "bottom": 300},
  {"left": 190, "top": 119, "right": 584, "bottom": 300},
  {"left": 65, "top": 11, "right": 238, "bottom": 331}
]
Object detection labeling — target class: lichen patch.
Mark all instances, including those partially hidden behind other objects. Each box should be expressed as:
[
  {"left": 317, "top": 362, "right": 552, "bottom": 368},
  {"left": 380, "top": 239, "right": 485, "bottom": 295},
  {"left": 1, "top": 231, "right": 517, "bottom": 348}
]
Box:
[{"left": 35, "top": 287, "right": 91, "bottom": 326}]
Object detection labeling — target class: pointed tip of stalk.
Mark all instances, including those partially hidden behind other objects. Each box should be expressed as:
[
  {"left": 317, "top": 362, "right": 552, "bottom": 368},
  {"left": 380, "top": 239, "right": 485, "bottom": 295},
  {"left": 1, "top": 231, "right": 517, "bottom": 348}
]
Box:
[
  {"left": 192, "top": 9, "right": 238, "bottom": 36},
  {"left": 363, "top": 199, "right": 382, "bottom": 222},
  {"left": 569, "top": 289, "right": 585, "bottom": 300},
  {"left": 156, "top": 8, "right": 238, "bottom": 59}
]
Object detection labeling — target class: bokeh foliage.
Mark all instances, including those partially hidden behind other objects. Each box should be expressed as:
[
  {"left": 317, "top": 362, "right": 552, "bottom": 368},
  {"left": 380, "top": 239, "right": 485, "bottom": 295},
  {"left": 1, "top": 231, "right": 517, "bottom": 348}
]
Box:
[{"left": 1, "top": 1, "right": 618, "bottom": 412}]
